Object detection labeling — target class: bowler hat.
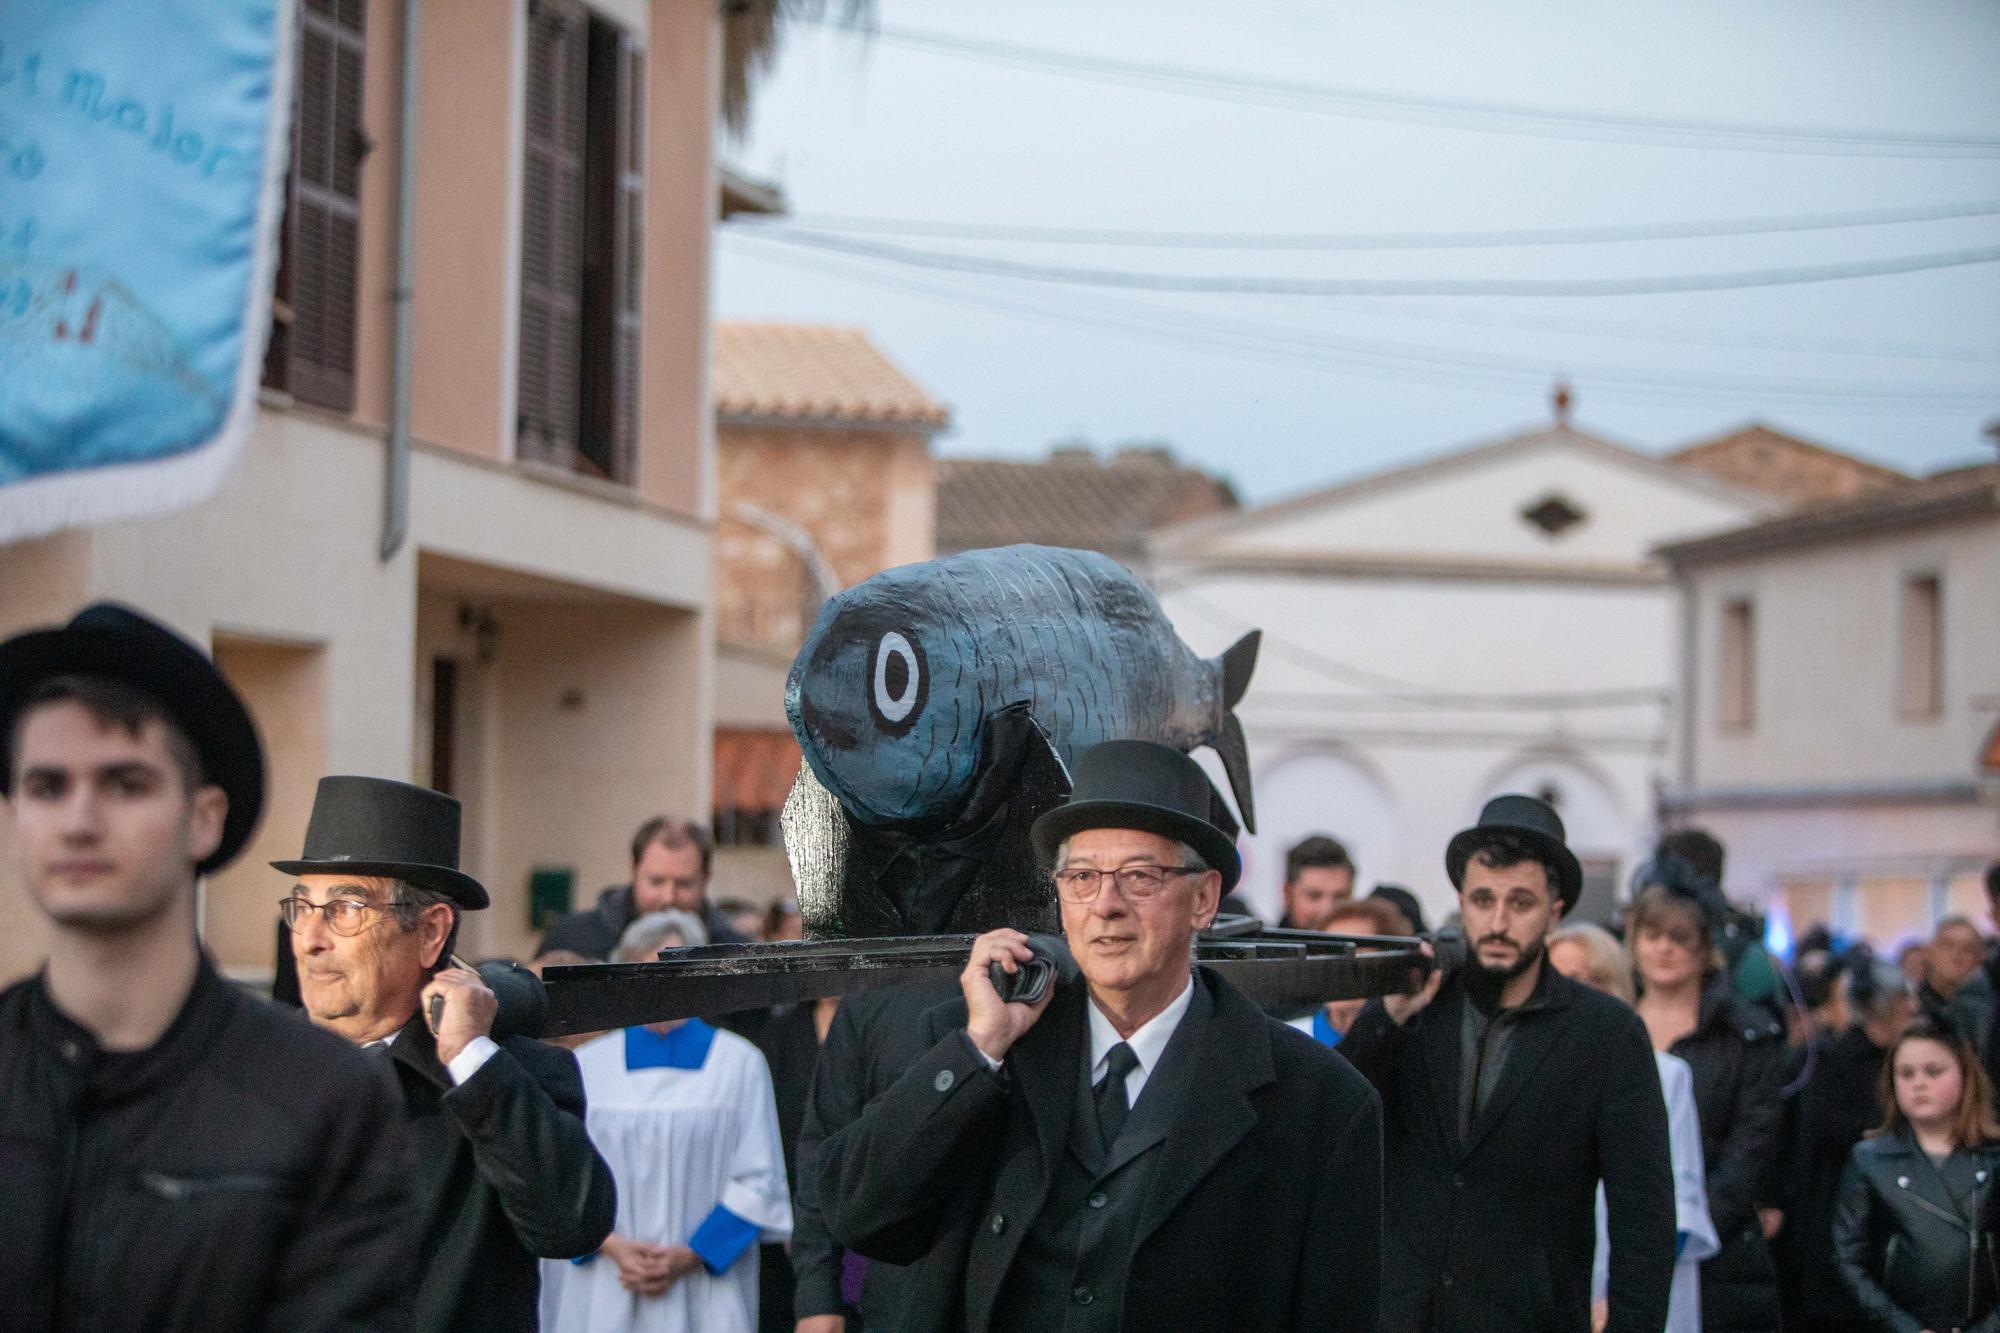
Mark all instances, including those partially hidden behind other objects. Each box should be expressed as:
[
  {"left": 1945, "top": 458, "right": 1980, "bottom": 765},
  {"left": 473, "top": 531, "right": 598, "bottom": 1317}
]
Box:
[
  {"left": 273, "top": 776, "right": 490, "bottom": 909},
  {"left": 0, "top": 603, "right": 265, "bottom": 874},
  {"left": 1445, "top": 794, "right": 1583, "bottom": 913},
  {"left": 1030, "top": 740, "right": 1242, "bottom": 890}
]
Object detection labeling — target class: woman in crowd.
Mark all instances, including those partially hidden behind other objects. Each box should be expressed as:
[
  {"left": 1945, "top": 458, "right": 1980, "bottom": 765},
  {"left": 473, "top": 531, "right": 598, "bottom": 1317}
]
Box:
[
  {"left": 1833, "top": 1013, "right": 2000, "bottom": 1333},
  {"left": 540, "top": 911, "right": 792, "bottom": 1333},
  {"left": 1631, "top": 885, "right": 1789, "bottom": 1333},
  {"left": 1548, "top": 923, "right": 1718, "bottom": 1333}
]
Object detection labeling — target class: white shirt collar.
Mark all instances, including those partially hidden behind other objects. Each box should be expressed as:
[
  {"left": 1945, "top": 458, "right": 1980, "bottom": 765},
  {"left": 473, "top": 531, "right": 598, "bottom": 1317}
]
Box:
[{"left": 1086, "top": 973, "right": 1195, "bottom": 1091}]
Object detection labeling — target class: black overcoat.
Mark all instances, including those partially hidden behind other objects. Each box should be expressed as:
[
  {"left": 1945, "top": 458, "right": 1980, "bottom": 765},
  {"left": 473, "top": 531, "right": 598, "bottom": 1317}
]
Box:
[
  {"left": 792, "top": 979, "right": 960, "bottom": 1325},
  {"left": 1776, "top": 1025, "right": 1888, "bottom": 1328},
  {"left": 817, "top": 966, "right": 1384, "bottom": 1333},
  {"left": 0, "top": 958, "right": 413, "bottom": 1333},
  {"left": 381, "top": 1010, "right": 617, "bottom": 1333},
  {"left": 1339, "top": 966, "right": 1675, "bottom": 1333},
  {"left": 1668, "top": 975, "right": 1787, "bottom": 1333}
]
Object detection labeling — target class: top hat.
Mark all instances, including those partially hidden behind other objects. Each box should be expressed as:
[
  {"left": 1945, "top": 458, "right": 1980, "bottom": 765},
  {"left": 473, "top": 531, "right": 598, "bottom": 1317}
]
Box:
[
  {"left": 272, "top": 776, "right": 490, "bottom": 909},
  {"left": 1031, "top": 740, "right": 1242, "bottom": 890},
  {"left": 0, "top": 603, "right": 265, "bottom": 874},
  {"left": 1445, "top": 794, "right": 1583, "bottom": 913}
]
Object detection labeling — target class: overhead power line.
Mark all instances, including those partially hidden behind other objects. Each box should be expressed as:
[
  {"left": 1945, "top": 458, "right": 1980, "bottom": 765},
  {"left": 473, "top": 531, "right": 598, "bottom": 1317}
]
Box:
[
  {"left": 742, "top": 199, "right": 2000, "bottom": 251},
  {"left": 720, "top": 233, "right": 2000, "bottom": 410},
  {"left": 1167, "top": 592, "right": 1672, "bottom": 712},
  {"left": 820, "top": 21, "right": 2000, "bottom": 159},
  {"left": 740, "top": 229, "right": 2000, "bottom": 299}
]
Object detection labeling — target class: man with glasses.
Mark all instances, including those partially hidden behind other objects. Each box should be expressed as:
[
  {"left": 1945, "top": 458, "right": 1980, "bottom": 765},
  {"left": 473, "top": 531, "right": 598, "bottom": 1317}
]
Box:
[
  {"left": 0, "top": 605, "right": 410, "bottom": 1332},
  {"left": 817, "top": 739, "right": 1385, "bottom": 1332},
  {"left": 278, "top": 775, "right": 615, "bottom": 1333}
]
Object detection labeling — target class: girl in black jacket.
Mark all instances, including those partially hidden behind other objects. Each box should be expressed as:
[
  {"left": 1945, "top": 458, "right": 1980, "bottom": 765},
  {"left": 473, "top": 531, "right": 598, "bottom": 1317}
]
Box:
[
  {"left": 1834, "top": 1013, "right": 2000, "bottom": 1333},
  {"left": 1632, "top": 885, "right": 1787, "bottom": 1333}
]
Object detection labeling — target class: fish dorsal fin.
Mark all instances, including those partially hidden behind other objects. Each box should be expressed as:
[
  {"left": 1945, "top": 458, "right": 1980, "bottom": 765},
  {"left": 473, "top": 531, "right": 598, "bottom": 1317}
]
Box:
[{"left": 1219, "top": 631, "right": 1260, "bottom": 708}]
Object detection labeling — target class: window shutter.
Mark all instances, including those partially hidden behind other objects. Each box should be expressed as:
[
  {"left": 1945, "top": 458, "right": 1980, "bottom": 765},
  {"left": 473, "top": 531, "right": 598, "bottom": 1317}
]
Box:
[
  {"left": 266, "top": 0, "right": 366, "bottom": 411},
  {"left": 611, "top": 33, "right": 644, "bottom": 484},
  {"left": 517, "top": 0, "right": 587, "bottom": 466}
]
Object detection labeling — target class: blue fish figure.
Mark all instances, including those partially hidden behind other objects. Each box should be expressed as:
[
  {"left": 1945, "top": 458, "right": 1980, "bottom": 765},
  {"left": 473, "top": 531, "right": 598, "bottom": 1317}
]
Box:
[
  {"left": 781, "top": 545, "right": 1258, "bottom": 936},
  {"left": 786, "top": 544, "right": 1259, "bottom": 836}
]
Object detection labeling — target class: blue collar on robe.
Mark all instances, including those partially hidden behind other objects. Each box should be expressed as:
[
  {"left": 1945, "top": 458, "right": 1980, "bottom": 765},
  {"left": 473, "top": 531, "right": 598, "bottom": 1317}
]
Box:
[
  {"left": 624, "top": 1019, "right": 717, "bottom": 1070},
  {"left": 1312, "top": 1008, "right": 1344, "bottom": 1048}
]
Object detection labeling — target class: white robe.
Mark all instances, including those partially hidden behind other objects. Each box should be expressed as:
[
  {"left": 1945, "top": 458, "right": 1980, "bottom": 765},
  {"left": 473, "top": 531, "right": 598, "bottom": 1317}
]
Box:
[
  {"left": 540, "top": 1026, "right": 793, "bottom": 1333},
  {"left": 1593, "top": 1050, "right": 1719, "bottom": 1333}
]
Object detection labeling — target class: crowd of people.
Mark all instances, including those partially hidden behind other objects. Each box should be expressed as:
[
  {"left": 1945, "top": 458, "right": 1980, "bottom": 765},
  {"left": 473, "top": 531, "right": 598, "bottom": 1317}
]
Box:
[{"left": 5, "top": 603, "right": 2000, "bottom": 1333}]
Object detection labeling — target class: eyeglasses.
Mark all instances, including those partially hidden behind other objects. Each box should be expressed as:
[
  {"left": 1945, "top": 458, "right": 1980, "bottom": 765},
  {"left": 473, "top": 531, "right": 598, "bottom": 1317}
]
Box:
[
  {"left": 1052, "top": 865, "right": 1205, "bottom": 903},
  {"left": 279, "top": 896, "right": 411, "bottom": 936}
]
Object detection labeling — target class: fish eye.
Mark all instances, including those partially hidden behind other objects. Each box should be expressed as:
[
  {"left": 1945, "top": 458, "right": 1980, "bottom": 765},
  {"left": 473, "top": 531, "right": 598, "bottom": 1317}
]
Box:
[{"left": 869, "top": 631, "right": 926, "bottom": 735}]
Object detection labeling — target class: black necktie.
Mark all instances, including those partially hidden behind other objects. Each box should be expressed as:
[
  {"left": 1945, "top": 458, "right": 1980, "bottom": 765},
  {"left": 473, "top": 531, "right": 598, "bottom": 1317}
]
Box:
[{"left": 1095, "top": 1042, "right": 1140, "bottom": 1147}]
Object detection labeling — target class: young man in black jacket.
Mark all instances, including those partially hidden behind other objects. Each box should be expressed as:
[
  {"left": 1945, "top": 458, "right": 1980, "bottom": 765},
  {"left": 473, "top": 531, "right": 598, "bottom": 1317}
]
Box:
[
  {"left": 1339, "top": 795, "right": 1676, "bottom": 1333},
  {"left": 0, "top": 605, "right": 413, "bottom": 1333}
]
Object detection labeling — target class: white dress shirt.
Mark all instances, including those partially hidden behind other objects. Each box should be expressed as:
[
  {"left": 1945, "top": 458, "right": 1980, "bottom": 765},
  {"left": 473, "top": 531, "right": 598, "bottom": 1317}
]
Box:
[
  {"left": 968, "top": 974, "right": 1197, "bottom": 1108},
  {"left": 367, "top": 1030, "right": 499, "bottom": 1085},
  {"left": 1085, "top": 975, "right": 1194, "bottom": 1106}
]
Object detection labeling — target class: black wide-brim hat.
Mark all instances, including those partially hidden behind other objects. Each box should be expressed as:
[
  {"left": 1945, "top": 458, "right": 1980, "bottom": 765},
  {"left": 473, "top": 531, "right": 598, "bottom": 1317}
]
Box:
[
  {"left": 1445, "top": 793, "right": 1584, "bottom": 913},
  {"left": 0, "top": 603, "right": 265, "bottom": 874},
  {"left": 1031, "top": 739, "right": 1243, "bottom": 890},
  {"left": 273, "top": 775, "right": 490, "bottom": 909}
]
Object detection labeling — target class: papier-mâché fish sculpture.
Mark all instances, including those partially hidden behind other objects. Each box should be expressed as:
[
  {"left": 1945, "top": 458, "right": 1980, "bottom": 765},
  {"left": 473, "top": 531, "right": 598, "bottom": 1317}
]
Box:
[{"left": 782, "top": 545, "right": 1258, "bottom": 936}]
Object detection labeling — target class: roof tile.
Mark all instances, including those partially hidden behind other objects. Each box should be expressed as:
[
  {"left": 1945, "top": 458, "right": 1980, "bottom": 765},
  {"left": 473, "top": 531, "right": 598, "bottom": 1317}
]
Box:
[
  {"left": 936, "top": 449, "right": 1238, "bottom": 559},
  {"left": 713, "top": 322, "right": 951, "bottom": 429}
]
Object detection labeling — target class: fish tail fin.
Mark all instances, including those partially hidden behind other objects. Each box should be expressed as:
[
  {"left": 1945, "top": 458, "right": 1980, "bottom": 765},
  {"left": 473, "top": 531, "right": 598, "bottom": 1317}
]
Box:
[
  {"left": 1212, "top": 631, "right": 1260, "bottom": 834},
  {"left": 1217, "top": 711, "right": 1256, "bottom": 836},
  {"left": 1218, "top": 630, "right": 1260, "bottom": 709}
]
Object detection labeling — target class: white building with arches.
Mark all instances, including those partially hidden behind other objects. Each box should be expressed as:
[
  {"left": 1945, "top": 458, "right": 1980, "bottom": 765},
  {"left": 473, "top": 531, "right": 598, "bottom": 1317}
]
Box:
[{"left": 1149, "top": 415, "right": 1799, "bottom": 926}]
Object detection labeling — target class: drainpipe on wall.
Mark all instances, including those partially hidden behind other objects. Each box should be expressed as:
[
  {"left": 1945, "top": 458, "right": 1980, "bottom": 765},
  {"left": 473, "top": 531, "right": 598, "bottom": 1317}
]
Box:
[
  {"left": 381, "top": 0, "right": 422, "bottom": 562},
  {"left": 1674, "top": 568, "right": 1698, "bottom": 803}
]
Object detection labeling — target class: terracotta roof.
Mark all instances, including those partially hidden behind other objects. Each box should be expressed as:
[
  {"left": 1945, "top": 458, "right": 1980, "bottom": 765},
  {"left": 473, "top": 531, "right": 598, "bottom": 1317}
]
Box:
[
  {"left": 936, "top": 446, "right": 1239, "bottom": 560},
  {"left": 1659, "top": 462, "right": 2000, "bottom": 565},
  {"left": 712, "top": 323, "right": 950, "bottom": 429},
  {"left": 1666, "top": 424, "right": 1910, "bottom": 507}
]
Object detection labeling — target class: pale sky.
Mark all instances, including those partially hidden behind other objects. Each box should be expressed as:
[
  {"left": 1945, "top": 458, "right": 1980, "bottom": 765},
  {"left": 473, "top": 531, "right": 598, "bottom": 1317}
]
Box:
[{"left": 714, "top": 0, "right": 2000, "bottom": 502}]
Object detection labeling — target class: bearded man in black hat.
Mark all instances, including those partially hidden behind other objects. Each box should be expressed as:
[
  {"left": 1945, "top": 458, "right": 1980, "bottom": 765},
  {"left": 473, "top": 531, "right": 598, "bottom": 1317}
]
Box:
[
  {"left": 1338, "top": 794, "right": 1676, "bottom": 1333},
  {"left": 278, "top": 775, "right": 616, "bottom": 1333},
  {"left": 817, "top": 739, "right": 1384, "bottom": 1332},
  {"left": 0, "top": 605, "right": 412, "bottom": 1333}
]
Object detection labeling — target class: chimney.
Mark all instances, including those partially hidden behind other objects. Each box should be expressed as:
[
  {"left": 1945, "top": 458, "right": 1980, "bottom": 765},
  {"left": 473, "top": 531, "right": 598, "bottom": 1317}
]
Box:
[
  {"left": 1112, "top": 441, "right": 1175, "bottom": 470},
  {"left": 1049, "top": 436, "right": 1096, "bottom": 464}
]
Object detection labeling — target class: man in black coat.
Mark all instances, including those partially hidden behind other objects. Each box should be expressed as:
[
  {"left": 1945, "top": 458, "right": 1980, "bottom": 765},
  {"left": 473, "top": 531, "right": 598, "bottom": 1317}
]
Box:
[
  {"left": 280, "top": 775, "right": 617, "bottom": 1333},
  {"left": 792, "top": 979, "right": 960, "bottom": 1330},
  {"left": 536, "top": 814, "right": 748, "bottom": 960},
  {"left": 818, "top": 741, "right": 1384, "bottom": 1333},
  {"left": 1776, "top": 955, "right": 1914, "bottom": 1332},
  {"left": 1340, "top": 795, "right": 1675, "bottom": 1333},
  {"left": 0, "top": 605, "right": 411, "bottom": 1332}
]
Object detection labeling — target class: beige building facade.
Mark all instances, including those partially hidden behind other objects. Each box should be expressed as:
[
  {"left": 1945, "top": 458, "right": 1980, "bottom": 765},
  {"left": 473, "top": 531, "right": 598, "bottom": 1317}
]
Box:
[
  {"left": 0, "top": 0, "right": 735, "bottom": 982},
  {"left": 1148, "top": 419, "right": 1783, "bottom": 927},
  {"left": 1660, "top": 464, "right": 2000, "bottom": 945}
]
